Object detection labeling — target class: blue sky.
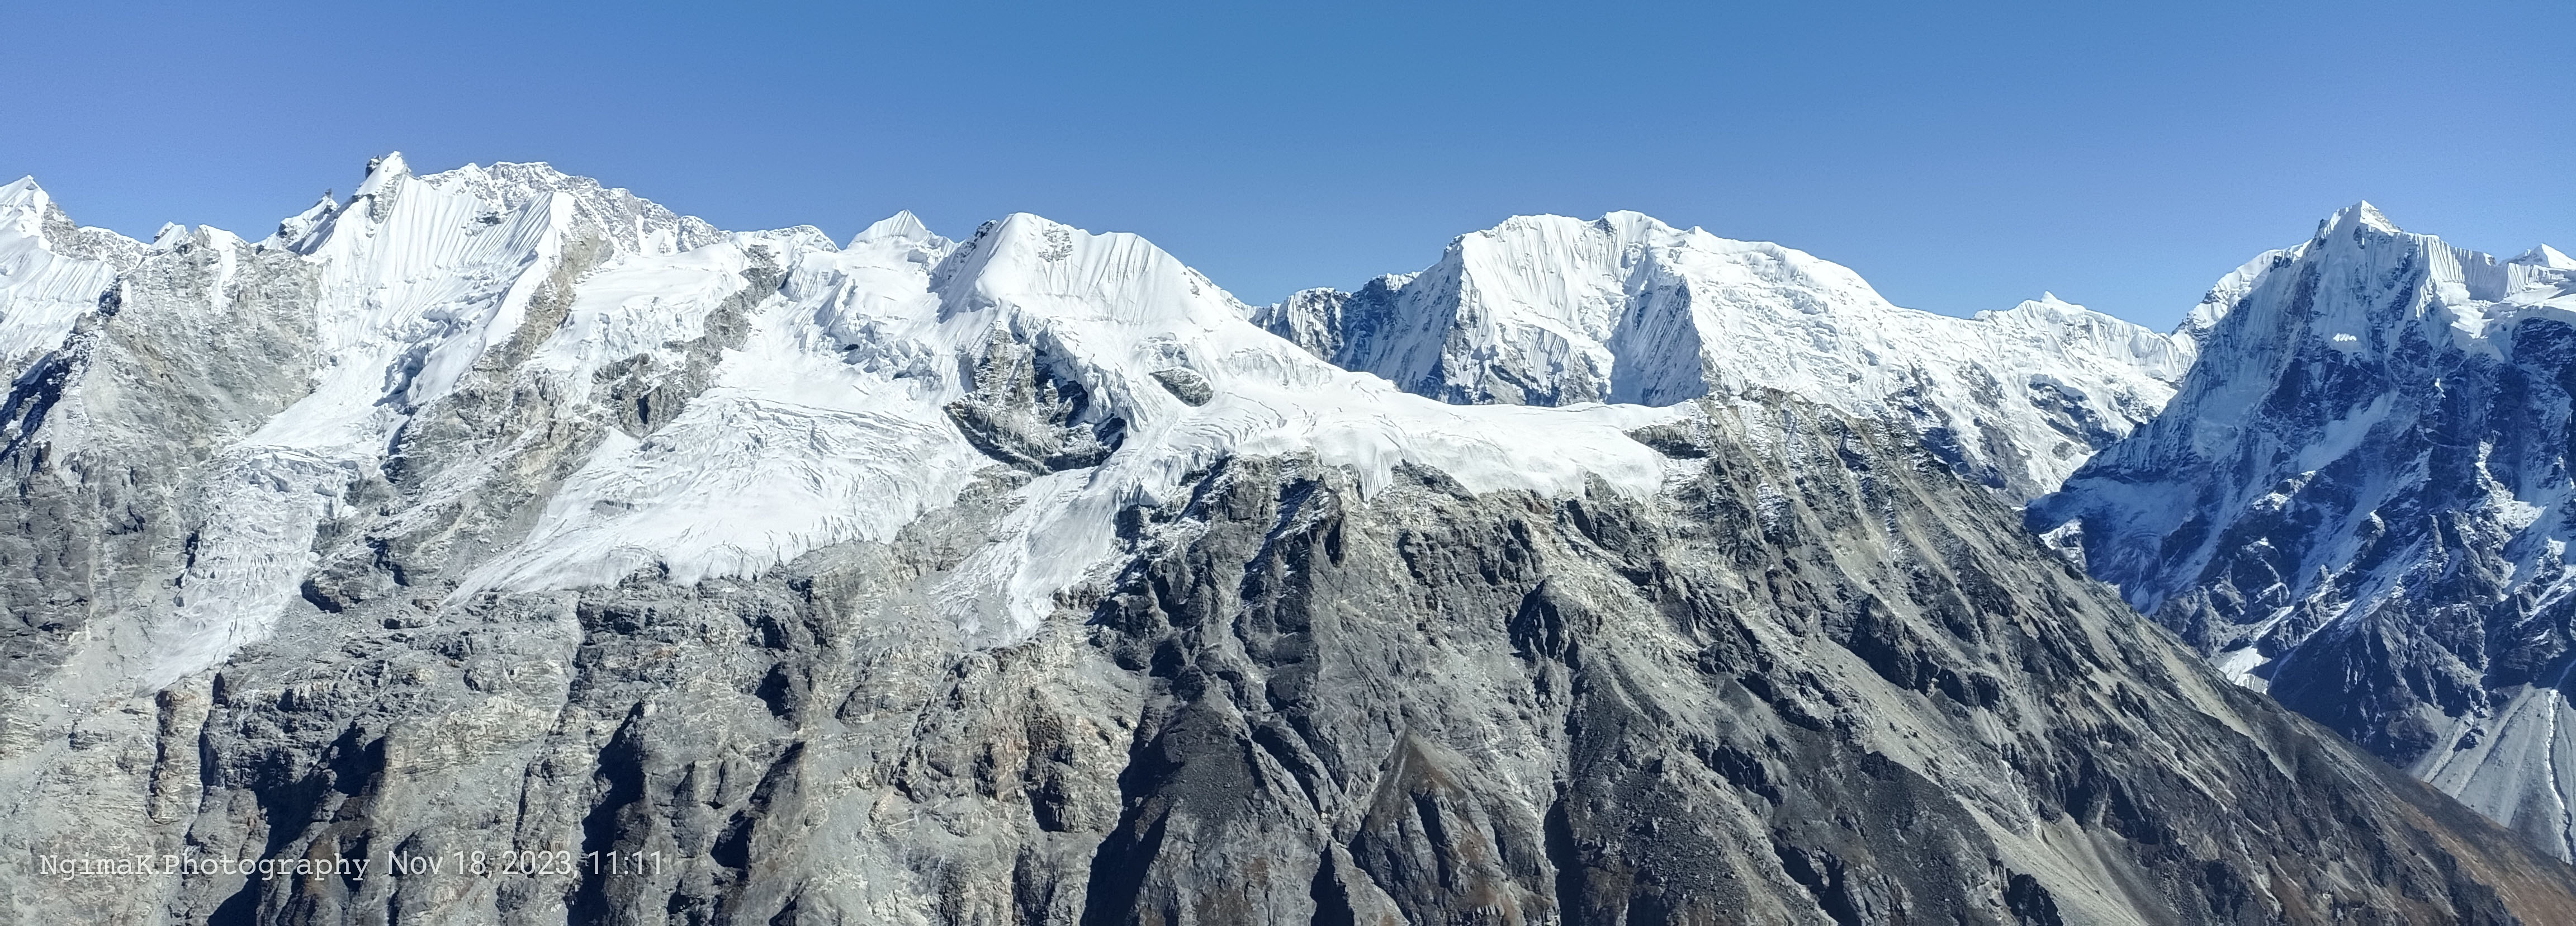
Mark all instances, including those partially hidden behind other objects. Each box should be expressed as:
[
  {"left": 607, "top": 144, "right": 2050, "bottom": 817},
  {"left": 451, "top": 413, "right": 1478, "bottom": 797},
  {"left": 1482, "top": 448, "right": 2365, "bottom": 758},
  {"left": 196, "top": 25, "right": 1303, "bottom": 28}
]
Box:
[{"left": 6, "top": 1, "right": 2569, "bottom": 328}]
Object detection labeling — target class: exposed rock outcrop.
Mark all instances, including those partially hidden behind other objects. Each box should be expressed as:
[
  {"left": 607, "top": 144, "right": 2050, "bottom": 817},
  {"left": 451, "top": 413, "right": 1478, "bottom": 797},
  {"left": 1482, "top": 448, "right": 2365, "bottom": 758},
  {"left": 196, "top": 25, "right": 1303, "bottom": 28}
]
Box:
[{"left": 4, "top": 164, "right": 2572, "bottom": 924}]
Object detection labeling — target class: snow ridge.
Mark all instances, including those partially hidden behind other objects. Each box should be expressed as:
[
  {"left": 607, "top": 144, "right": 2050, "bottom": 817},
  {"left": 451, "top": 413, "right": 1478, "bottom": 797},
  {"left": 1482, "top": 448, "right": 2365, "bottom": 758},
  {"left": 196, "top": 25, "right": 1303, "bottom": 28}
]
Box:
[
  {"left": 1, "top": 158, "right": 1688, "bottom": 688},
  {"left": 467, "top": 210, "right": 1680, "bottom": 637},
  {"left": 0, "top": 178, "right": 133, "bottom": 363},
  {"left": 2032, "top": 201, "right": 2576, "bottom": 857},
  {"left": 1258, "top": 212, "right": 2194, "bottom": 498}
]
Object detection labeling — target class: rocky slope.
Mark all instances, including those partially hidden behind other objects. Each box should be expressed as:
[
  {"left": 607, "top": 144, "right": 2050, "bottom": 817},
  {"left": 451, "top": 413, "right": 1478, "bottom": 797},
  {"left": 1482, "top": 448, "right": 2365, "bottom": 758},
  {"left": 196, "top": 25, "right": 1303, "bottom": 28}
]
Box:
[
  {"left": 2032, "top": 204, "right": 2576, "bottom": 859},
  {"left": 3, "top": 160, "right": 2574, "bottom": 924},
  {"left": 1253, "top": 213, "right": 2194, "bottom": 499}
]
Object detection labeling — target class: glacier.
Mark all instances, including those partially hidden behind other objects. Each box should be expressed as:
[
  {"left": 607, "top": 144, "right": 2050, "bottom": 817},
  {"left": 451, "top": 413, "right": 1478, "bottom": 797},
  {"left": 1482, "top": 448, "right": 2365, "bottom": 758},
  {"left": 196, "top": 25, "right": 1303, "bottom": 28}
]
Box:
[
  {"left": 7, "top": 158, "right": 2576, "bottom": 923},
  {"left": 3, "top": 155, "right": 1687, "bottom": 685}
]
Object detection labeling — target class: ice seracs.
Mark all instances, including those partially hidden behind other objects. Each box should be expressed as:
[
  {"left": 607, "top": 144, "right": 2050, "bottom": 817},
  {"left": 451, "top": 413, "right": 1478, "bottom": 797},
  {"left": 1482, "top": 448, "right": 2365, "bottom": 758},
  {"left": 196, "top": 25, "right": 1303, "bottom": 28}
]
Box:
[
  {"left": 13, "top": 162, "right": 2576, "bottom": 920},
  {"left": 406, "top": 204, "right": 1684, "bottom": 637},
  {"left": 0, "top": 159, "right": 1690, "bottom": 687},
  {"left": 0, "top": 167, "right": 2223, "bottom": 688}
]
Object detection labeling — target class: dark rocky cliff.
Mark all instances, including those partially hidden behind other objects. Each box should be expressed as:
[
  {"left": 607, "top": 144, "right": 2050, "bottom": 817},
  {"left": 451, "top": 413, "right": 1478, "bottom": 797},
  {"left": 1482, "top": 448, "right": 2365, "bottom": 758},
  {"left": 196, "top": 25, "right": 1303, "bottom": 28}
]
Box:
[{"left": 16, "top": 389, "right": 2576, "bottom": 923}]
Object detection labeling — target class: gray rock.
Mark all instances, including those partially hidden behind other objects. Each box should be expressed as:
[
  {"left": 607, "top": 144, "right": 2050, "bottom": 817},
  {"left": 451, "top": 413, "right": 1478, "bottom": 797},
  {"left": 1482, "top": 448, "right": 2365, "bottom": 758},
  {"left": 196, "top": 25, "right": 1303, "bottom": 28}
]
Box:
[
  {"left": 6, "top": 173, "right": 2573, "bottom": 926},
  {"left": 2033, "top": 204, "right": 2576, "bottom": 860},
  {"left": 1147, "top": 368, "right": 1213, "bottom": 407}
]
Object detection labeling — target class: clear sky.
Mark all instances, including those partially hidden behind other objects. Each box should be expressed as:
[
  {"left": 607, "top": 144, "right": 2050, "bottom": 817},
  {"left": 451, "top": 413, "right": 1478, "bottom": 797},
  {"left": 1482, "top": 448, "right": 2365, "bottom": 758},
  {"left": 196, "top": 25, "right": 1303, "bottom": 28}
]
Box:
[{"left": 7, "top": 1, "right": 2569, "bottom": 328}]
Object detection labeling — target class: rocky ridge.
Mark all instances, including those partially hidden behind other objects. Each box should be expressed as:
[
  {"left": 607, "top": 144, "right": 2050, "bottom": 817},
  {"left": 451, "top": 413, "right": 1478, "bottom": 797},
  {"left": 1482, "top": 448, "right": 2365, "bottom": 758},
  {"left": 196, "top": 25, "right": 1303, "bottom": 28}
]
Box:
[
  {"left": 2033, "top": 203, "right": 2576, "bottom": 861},
  {"left": 1254, "top": 212, "right": 2195, "bottom": 499},
  {"left": 1, "top": 160, "right": 2572, "bottom": 923}
]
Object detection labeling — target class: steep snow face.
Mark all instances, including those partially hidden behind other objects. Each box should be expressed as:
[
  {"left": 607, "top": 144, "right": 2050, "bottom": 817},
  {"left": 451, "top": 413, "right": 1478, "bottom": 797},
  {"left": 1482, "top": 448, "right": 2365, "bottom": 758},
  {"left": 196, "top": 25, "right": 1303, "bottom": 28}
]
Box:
[
  {"left": 0, "top": 178, "right": 134, "bottom": 364},
  {"left": 0, "top": 154, "right": 763, "bottom": 689},
  {"left": 2032, "top": 202, "right": 2576, "bottom": 857},
  {"left": 1257, "top": 212, "right": 2193, "bottom": 498},
  {"left": 469, "top": 211, "right": 1680, "bottom": 639},
  {"left": 1, "top": 158, "right": 1686, "bottom": 692}
]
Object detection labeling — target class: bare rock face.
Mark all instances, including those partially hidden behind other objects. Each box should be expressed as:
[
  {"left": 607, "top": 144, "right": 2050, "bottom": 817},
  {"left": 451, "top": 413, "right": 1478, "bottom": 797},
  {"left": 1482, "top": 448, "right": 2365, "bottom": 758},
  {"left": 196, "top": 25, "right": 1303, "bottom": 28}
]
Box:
[
  {"left": 18, "top": 395, "right": 2576, "bottom": 924},
  {"left": 4, "top": 164, "right": 2574, "bottom": 925},
  {"left": 1063, "top": 410, "right": 2576, "bottom": 925},
  {"left": 2032, "top": 205, "right": 2576, "bottom": 861},
  {"left": 944, "top": 338, "right": 1128, "bottom": 474}
]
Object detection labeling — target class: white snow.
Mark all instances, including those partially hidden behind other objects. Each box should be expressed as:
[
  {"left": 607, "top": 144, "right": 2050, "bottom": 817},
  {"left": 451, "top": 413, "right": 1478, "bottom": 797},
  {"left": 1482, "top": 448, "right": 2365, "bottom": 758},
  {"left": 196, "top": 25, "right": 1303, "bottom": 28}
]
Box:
[
  {"left": 1296, "top": 212, "right": 2195, "bottom": 495},
  {"left": 0, "top": 155, "right": 2238, "bottom": 682},
  {"left": 461, "top": 209, "right": 1682, "bottom": 638},
  {"left": 2041, "top": 201, "right": 2576, "bottom": 856},
  {"left": 0, "top": 178, "right": 129, "bottom": 362},
  {"left": 2511, "top": 244, "right": 2575, "bottom": 271}
]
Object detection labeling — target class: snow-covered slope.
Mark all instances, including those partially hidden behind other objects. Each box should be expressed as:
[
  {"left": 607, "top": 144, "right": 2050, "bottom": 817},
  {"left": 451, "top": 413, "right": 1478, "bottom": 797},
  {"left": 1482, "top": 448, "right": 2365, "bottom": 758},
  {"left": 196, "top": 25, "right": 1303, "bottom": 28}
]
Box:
[
  {"left": 0, "top": 178, "right": 136, "bottom": 365},
  {"left": 0, "top": 155, "right": 1682, "bottom": 692},
  {"left": 12, "top": 162, "right": 2576, "bottom": 924},
  {"left": 1255, "top": 212, "right": 2193, "bottom": 498},
  {"left": 463, "top": 206, "right": 1679, "bottom": 640},
  {"left": 2032, "top": 202, "right": 2576, "bottom": 857}
]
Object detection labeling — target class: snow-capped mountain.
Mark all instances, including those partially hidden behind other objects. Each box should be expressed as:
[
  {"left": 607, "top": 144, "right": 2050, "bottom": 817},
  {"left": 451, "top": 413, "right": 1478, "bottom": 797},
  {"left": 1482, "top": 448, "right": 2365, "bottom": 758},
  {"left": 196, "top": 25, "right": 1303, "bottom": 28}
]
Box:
[
  {"left": 5, "top": 160, "right": 2570, "bottom": 923},
  {"left": 2032, "top": 202, "right": 2576, "bottom": 857},
  {"left": 1254, "top": 212, "right": 2195, "bottom": 498},
  {"left": 1, "top": 154, "right": 1678, "bottom": 694}
]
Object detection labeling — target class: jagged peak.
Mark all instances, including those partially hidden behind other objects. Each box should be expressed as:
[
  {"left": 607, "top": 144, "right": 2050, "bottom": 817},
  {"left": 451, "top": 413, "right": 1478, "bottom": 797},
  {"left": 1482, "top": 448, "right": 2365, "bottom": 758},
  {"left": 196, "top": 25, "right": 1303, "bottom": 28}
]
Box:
[
  {"left": 0, "top": 177, "right": 146, "bottom": 263},
  {"left": 852, "top": 210, "right": 938, "bottom": 246},
  {"left": 1, "top": 177, "right": 53, "bottom": 239},
  {"left": 2509, "top": 244, "right": 2574, "bottom": 270},
  {"left": 355, "top": 152, "right": 412, "bottom": 197},
  {"left": 266, "top": 193, "right": 341, "bottom": 250},
  {"left": 150, "top": 222, "right": 190, "bottom": 249},
  {"left": 932, "top": 211, "right": 1240, "bottom": 315},
  {"left": 2318, "top": 200, "right": 2401, "bottom": 239},
  {"left": 389, "top": 156, "right": 724, "bottom": 256},
  {"left": 1, "top": 175, "right": 47, "bottom": 211},
  {"left": 1281, "top": 285, "right": 1347, "bottom": 303}
]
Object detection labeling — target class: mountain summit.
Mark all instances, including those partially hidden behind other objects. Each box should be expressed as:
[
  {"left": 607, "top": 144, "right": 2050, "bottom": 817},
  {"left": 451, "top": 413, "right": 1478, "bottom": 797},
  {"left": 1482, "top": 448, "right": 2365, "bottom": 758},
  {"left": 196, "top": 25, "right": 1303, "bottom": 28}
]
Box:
[
  {"left": 2035, "top": 202, "right": 2576, "bottom": 857},
  {"left": 1256, "top": 212, "right": 2194, "bottom": 499},
  {"left": 4, "top": 160, "right": 2572, "bottom": 922}
]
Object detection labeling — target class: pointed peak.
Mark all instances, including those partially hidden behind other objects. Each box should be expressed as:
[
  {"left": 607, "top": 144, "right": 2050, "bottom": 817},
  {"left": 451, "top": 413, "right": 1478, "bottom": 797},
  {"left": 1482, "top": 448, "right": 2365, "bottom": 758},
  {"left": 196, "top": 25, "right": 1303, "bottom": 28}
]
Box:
[
  {"left": 2318, "top": 201, "right": 2400, "bottom": 238},
  {"left": 355, "top": 152, "right": 412, "bottom": 197},
  {"left": 2509, "top": 244, "right": 2575, "bottom": 270},
  {"left": 974, "top": 212, "right": 1091, "bottom": 247},
  {"left": 852, "top": 210, "right": 935, "bottom": 245},
  {"left": 268, "top": 192, "right": 342, "bottom": 247},
  {"left": 150, "top": 222, "right": 190, "bottom": 249},
  {"left": 0, "top": 177, "right": 51, "bottom": 224}
]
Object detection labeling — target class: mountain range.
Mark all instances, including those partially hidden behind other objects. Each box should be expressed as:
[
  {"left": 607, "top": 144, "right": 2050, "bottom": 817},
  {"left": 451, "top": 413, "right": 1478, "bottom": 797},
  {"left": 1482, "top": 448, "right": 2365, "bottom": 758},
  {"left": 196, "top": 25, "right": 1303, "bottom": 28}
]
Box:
[
  {"left": 2033, "top": 204, "right": 2576, "bottom": 859},
  {"left": 3, "top": 154, "right": 2573, "bottom": 924}
]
